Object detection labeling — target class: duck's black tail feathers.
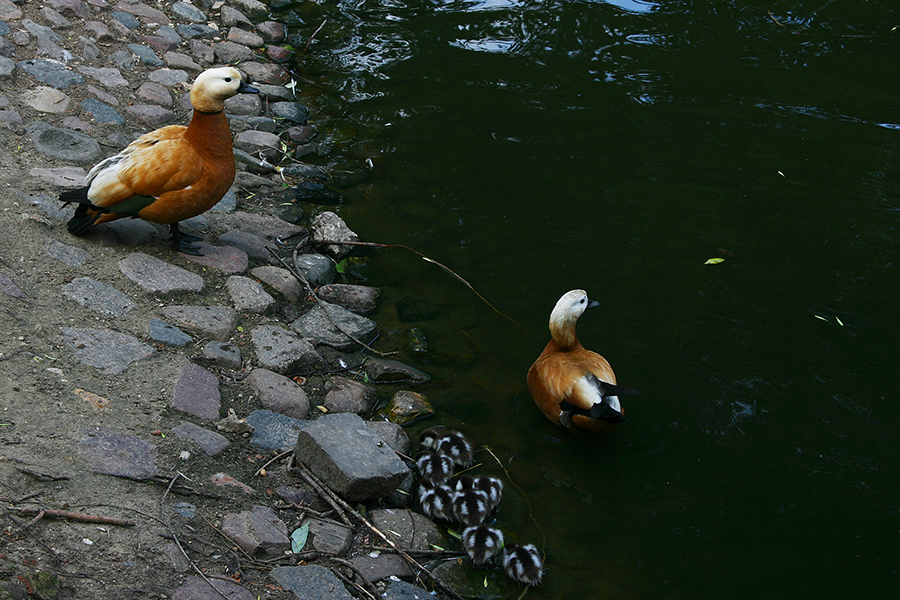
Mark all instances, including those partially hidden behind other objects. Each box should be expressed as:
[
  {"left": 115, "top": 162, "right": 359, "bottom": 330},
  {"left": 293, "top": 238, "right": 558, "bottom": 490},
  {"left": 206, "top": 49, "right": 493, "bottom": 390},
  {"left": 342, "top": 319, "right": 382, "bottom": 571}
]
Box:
[{"left": 59, "top": 187, "right": 107, "bottom": 236}]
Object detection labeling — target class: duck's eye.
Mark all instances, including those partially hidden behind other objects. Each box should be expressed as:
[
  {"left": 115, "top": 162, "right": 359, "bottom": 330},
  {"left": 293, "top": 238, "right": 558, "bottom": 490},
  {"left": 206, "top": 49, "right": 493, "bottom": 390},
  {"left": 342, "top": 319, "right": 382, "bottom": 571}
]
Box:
[
  {"left": 580, "top": 298, "right": 585, "bottom": 304},
  {"left": 224, "top": 77, "right": 232, "bottom": 82}
]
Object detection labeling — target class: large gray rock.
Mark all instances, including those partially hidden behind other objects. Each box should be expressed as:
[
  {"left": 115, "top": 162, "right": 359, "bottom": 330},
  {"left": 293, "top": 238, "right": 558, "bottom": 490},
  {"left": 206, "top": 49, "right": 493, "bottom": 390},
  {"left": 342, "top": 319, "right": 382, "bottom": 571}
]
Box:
[
  {"left": 250, "top": 266, "right": 302, "bottom": 302},
  {"left": 290, "top": 301, "right": 378, "bottom": 351},
  {"left": 245, "top": 368, "right": 310, "bottom": 420},
  {"left": 28, "top": 121, "right": 100, "bottom": 163},
  {"left": 303, "top": 516, "right": 353, "bottom": 555},
  {"left": 226, "top": 275, "right": 275, "bottom": 313},
  {"left": 311, "top": 211, "right": 358, "bottom": 258},
  {"left": 220, "top": 505, "right": 290, "bottom": 557},
  {"left": 61, "top": 277, "right": 135, "bottom": 317},
  {"left": 119, "top": 253, "right": 204, "bottom": 294},
  {"left": 163, "top": 305, "right": 239, "bottom": 341},
  {"left": 322, "top": 375, "right": 375, "bottom": 415},
  {"left": 294, "top": 413, "right": 409, "bottom": 501},
  {"left": 363, "top": 357, "right": 430, "bottom": 384},
  {"left": 250, "top": 324, "right": 324, "bottom": 374},
  {"left": 61, "top": 328, "right": 156, "bottom": 375},
  {"left": 316, "top": 284, "right": 380, "bottom": 316},
  {"left": 172, "top": 363, "right": 221, "bottom": 420},
  {"left": 270, "top": 566, "right": 354, "bottom": 600},
  {"left": 369, "top": 508, "right": 447, "bottom": 552}
]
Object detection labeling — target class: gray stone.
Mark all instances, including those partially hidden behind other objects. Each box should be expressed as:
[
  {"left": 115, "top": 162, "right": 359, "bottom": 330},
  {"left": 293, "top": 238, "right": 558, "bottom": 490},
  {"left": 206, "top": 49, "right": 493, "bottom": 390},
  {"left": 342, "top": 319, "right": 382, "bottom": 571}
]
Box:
[
  {"left": 350, "top": 554, "right": 414, "bottom": 584},
  {"left": 145, "top": 36, "right": 178, "bottom": 54},
  {"left": 125, "top": 104, "right": 175, "bottom": 126},
  {"left": 366, "top": 421, "right": 410, "bottom": 455},
  {"left": 108, "top": 50, "right": 136, "bottom": 71},
  {"left": 136, "top": 81, "right": 172, "bottom": 107},
  {"left": 234, "top": 129, "right": 280, "bottom": 161},
  {"left": 22, "top": 86, "right": 70, "bottom": 113},
  {"left": 62, "top": 277, "right": 135, "bottom": 317},
  {"left": 290, "top": 301, "right": 378, "bottom": 352},
  {"left": 127, "top": 43, "right": 164, "bottom": 66},
  {"left": 210, "top": 186, "right": 239, "bottom": 212},
  {"left": 369, "top": 508, "right": 447, "bottom": 551},
  {"left": 225, "top": 211, "right": 306, "bottom": 240},
  {"left": 227, "top": 27, "right": 264, "bottom": 48},
  {"left": 76, "top": 66, "right": 128, "bottom": 87},
  {"left": 293, "top": 253, "right": 335, "bottom": 287},
  {"left": 172, "top": 1, "right": 206, "bottom": 23},
  {"left": 256, "top": 21, "right": 286, "bottom": 42},
  {"left": 303, "top": 517, "right": 353, "bottom": 555},
  {"left": 81, "top": 98, "right": 125, "bottom": 124},
  {"left": 177, "top": 24, "right": 217, "bottom": 40},
  {"left": 155, "top": 26, "right": 183, "bottom": 45},
  {"left": 229, "top": 0, "right": 268, "bottom": 18},
  {"left": 148, "top": 68, "right": 190, "bottom": 87},
  {"left": 383, "top": 580, "right": 432, "bottom": 600},
  {"left": 311, "top": 211, "right": 359, "bottom": 258},
  {"left": 84, "top": 21, "right": 113, "bottom": 43},
  {"left": 316, "top": 284, "right": 380, "bottom": 316},
  {"left": 172, "top": 421, "right": 230, "bottom": 457},
  {"left": 364, "top": 358, "right": 431, "bottom": 384},
  {"left": 163, "top": 306, "right": 240, "bottom": 341},
  {"left": 115, "top": 2, "right": 171, "bottom": 26},
  {"left": 234, "top": 148, "right": 275, "bottom": 174},
  {"left": 217, "top": 229, "right": 273, "bottom": 262},
  {"left": 172, "top": 363, "right": 221, "bottom": 420},
  {"left": 119, "top": 253, "right": 204, "bottom": 294},
  {"left": 270, "top": 566, "right": 354, "bottom": 600},
  {"left": 384, "top": 390, "right": 434, "bottom": 426},
  {"left": 270, "top": 101, "right": 309, "bottom": 125},
  {"left": 179, "top": 242, "right": 249, "bottom": 275},
  {"left": 250, "top": 266, "right": 301, "bottom": 302},
  {"left": 240, "top": 61, "right": 289, "bottom": 85},
  {"left": 201, "top": 341, "right": 243, "bottom": 370},
  {"left": 226, "top": 275, "right": 276, "bottom": 313},
  {"left": 322, "top": 376, "right": 375, "bottom": 415},
  {"left": 104, "top": 219, "right": 165, "bottom": 247},
  {"left": 61, "top": 328, "right": 156, "bottom": 375},
  {"left": 23, "top": 19, "right": 61, "bottom": 43},
  {"left": 171, "top": 576, "right": 255, "bottom": 600},
  {"left": 221, "top": 505, "right": 290, "bottom": 557},
  {"left": 239, "top": 116, "right": 278, "bottom": 133},
  {"left": 112, "top": 11, "right": 141, "bottom": 30},
  {"left": 220, "top": 5, "right": 253, "bottom": 29},
  {"left": 255, "top": 83, "right": 294, "bottom": 101},
  {"left": 149, "top": 318, "right": 192, "bottom": 347},
  {"left": 246, "top": 409, "right": 307, "bottom": 452},
  {"left": 78, "top": 428, "right": 158, "bottom": 480},
  {"left": 250, "top": 324, "right": 324, "bottom": 375},
  {"left": 46, "top": 240, "right": 90, "bottom": 267},
  {"left": 163, "top": 51, "right": 202, "bottom": 72},
  {"left": 281, "top": 162, "right": 327, "bottom": 180},
  {"left": 245, "top": 368, "right": 309, "bottom": 420},
  {"left": 46, "top": 0, "right": 89, "bottom": 20},
  {"left": 27, "top": 122, "right": 100, "bottom": 163},
  {"left": 39, "top": 7, "right": 72, "bottom": 29},
  {"left": 213, "top": 41, "right": 255, "bottom": 64},
  {"left": 294, "top": 413, "right": 410, "bottom": 501},
  {"left": 17, "top": 59, "right": 84, "bottom": 89}
]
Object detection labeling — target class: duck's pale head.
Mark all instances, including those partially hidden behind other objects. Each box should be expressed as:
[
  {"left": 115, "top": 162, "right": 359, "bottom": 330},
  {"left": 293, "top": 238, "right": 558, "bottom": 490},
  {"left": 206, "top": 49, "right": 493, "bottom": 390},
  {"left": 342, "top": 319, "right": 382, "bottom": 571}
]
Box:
[
  {"left": 548, "top": 289, "right": 598, "bottom": 347},
  {"left": 190, "top": 67, "right": 258, "bottom": 113}
]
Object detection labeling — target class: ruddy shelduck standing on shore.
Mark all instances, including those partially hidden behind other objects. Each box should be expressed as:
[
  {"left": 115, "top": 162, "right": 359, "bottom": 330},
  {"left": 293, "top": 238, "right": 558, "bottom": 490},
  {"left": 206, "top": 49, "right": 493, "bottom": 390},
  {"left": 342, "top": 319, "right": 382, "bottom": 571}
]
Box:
[
  {"left": 527, "top": 289, "right": 638, "bottom": 433},
  {"left": 59, "top": 67, "right": 258, "bottom": 255}
]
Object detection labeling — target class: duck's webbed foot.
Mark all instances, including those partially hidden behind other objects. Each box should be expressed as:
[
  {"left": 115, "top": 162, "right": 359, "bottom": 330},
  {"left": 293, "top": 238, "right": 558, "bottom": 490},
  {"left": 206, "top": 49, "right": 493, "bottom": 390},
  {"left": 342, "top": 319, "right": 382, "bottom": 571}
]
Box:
[{"left": 170, "top": 222, "right": 204, "bottom": 255}]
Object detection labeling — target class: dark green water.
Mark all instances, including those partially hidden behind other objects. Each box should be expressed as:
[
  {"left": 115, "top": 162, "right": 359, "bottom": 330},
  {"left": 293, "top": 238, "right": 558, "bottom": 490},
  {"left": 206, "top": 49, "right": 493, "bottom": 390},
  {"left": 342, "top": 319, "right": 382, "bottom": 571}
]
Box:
[{"left": 283, "top": 1, "right": 900, "bottom": 597}]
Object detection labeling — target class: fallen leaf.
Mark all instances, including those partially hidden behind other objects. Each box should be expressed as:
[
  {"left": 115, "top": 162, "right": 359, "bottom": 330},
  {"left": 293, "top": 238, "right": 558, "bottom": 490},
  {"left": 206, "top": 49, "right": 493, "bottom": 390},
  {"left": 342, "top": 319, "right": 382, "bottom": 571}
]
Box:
[
  {"left": 291, "top": 523, "right": 309, "bottom": 553},
  {"left": 704, "top": 258, "right": 725, "bottom": 265}
]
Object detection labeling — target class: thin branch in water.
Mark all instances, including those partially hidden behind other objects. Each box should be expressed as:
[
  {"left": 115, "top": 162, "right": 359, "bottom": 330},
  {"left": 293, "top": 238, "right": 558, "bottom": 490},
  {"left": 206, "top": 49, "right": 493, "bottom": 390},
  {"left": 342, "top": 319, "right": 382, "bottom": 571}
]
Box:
[{"left": 301, "top": 19, "right": 328, "bottom": 59}]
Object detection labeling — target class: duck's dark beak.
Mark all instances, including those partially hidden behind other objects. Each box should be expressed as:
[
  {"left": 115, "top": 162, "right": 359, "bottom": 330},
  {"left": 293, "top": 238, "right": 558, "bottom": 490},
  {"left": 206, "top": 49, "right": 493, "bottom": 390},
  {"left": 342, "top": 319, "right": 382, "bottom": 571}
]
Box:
[
  {"left": 238, "top": 81, "right": 259, "bottom": 94},
  {"left": 587, "top": 300, "right": 600, "bottom": 309}
]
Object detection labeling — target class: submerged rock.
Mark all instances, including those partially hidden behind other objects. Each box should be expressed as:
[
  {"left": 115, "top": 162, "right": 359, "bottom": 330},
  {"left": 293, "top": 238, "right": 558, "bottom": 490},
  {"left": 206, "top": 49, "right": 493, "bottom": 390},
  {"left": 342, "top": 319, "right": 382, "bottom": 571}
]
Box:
[{"left": 383, "top": 390, "right": 434, "bottom": 425}]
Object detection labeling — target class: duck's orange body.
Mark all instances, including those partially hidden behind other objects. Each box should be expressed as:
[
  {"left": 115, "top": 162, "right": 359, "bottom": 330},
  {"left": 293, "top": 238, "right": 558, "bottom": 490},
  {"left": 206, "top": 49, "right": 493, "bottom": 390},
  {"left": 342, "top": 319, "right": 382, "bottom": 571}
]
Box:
[
  {"left": 527, "top": 289, "right": 636, "bottom": 434},
  {"left": 59, "top": 67, "right": 258, "bottom": 254}
]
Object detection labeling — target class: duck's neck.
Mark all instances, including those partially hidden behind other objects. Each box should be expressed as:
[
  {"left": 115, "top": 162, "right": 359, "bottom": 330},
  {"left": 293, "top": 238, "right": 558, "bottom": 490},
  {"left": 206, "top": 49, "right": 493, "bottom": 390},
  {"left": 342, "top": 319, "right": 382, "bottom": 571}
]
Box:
[
  {"left": 185, "top": 110, "right": 233, "bottom": 161},
  {"left": 549, "top": 317, "right": 580, "bottom": 350}
]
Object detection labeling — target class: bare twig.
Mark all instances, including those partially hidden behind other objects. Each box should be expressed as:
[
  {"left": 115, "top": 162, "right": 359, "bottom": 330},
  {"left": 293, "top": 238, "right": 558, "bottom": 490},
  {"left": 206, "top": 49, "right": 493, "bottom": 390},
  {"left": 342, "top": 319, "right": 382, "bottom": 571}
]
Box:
[
  {"left": 301, "top": 20, "right": 328, "bottom": 59},
  {"left": 484, "top": 447, "right": 546, "bottom": 554},
  {"left": 330, "top": 564, "right": 378, "bottom": 600},
  {"left": 8, "top": 506, "right": 134, "bottom": 527},
  {"left": 254, "top": 449, "right": 293, "bottom": 477}
]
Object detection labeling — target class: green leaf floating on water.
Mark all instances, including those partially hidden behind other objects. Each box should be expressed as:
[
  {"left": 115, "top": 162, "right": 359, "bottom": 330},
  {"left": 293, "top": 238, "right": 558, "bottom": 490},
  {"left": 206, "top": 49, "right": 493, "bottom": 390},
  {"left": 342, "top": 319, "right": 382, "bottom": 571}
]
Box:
[
  {"left": 704, "top": 258, "right": 725, "bottom": 265},
  {"left": 291, "top": 523, "right": 309, "bottom": 553},
  {"left": 335, "top": 258, "right": 348, "bottom": 274}
]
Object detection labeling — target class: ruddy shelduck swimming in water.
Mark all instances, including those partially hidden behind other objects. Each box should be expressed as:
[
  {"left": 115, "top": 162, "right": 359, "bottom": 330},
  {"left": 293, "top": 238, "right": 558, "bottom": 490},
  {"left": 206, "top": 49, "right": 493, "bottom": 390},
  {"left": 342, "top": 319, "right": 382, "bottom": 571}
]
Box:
[
  {"left": 527, "top": 289, "right": 638, "bottom": 433},
  {"left": 59, "top": 67, "right": 258, "bottom": 255}
]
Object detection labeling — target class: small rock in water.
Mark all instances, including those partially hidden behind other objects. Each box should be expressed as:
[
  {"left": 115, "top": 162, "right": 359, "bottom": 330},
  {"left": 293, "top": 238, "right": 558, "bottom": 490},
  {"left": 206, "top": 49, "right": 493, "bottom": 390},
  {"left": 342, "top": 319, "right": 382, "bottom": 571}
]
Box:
[{"left": 383, "top": 390, "right": 435, "bottom": 425}]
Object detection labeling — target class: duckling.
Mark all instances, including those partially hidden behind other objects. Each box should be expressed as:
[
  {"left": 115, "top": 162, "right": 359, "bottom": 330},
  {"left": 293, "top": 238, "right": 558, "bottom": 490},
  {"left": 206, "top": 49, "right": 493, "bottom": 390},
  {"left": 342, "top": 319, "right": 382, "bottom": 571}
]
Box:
[
  {"left": 417, "top": 479, "right": 455, "bottom": 521},
  {"left": 417, "top": 427, "right": 443, "bottom": 451},
  {"left": 527, "top": 290, "right": 638, "bottom": 434},
  {"left": 59, "top": 67, "right": 259, "bottom": 255},
  {"left": 502, "top": 543, "right": 544, "bottom": 587},
  {"left": 452, "top": 489, "right": 491, "bottom": 527},
  {"left": 462, "top": 525, "right": 504, "bottom": 567},
  {"left": 455, "top": 475, "right": 503, "bottom": 511},
  {"left": 415, "top": 449, "right": 455, "bottom": 484},
  {"left": 434, "top": 430, "right": 474, "bottom": 467}
]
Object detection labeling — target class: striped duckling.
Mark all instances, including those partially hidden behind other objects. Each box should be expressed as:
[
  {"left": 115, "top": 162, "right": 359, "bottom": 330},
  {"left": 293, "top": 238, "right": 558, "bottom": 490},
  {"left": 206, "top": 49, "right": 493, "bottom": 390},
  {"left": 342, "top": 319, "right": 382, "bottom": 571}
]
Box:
[
  {"left": 415, "top": 449, "right": 455, "bottom": 484},
  {"left": 452, "top": 489, "right": 491, "bottom": 527},
  {"left": 419, "top": 427, "right": 475, "bottom": 467},
  {"left": 455, "top": 474, "right": 503, "bottom": 512},
  {"left": 417, "top": 479, "right": 455, "bottom": 521},
  {"left": 503, "top": 543, "right": 544, "bottom": 587},
  {"left": 59, "top": 67, "right": 259, "bottom": 255},
  {"left": 462, "top": 525, "right": 504, "bottom": 567}
]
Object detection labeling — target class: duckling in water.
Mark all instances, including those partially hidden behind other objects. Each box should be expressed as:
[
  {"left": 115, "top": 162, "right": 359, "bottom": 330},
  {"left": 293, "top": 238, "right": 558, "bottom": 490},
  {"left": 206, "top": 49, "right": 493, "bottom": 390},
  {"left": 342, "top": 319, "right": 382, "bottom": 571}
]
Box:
[
  {"left": 419, "top": 427, "right": 475, "bottom": 467},
  {"left": 415, "top": 449, "right": 455, "bottom": 484},
  {"left": 462, "top": 525, "right": 504, "bottom": 567},
  {"left": 503, "top": 542, "right": 544, "bottom": 587},
  {"left": 452, "top": 489, "right": 491, "bottom": 527},
  {"left": 455, "top": 474, "right": 503, "bottom": 512},
  {"left": 527, "top": 289, "right": 638, "bottom": 433},
  {"left": 417, "top": 479, "right": 455, "bottom": 521}
]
